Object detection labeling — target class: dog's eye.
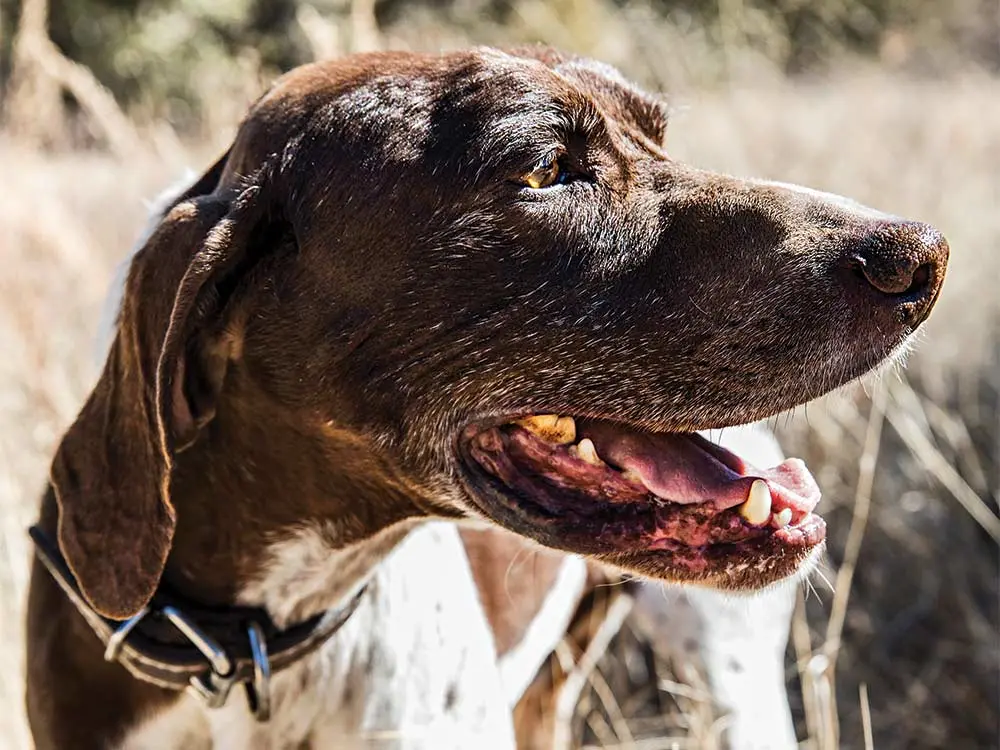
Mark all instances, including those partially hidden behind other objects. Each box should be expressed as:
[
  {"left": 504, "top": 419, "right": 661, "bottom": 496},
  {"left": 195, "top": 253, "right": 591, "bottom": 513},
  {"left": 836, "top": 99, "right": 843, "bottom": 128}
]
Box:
[{"left": 522, "top": 151, "right": 568, "bottom": 189}]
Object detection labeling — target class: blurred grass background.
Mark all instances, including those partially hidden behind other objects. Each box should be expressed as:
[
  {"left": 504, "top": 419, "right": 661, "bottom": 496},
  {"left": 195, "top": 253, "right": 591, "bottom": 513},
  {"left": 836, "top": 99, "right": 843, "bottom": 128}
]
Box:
[{"left": 1, "top": 0, "right": 998, "bottom": 748}]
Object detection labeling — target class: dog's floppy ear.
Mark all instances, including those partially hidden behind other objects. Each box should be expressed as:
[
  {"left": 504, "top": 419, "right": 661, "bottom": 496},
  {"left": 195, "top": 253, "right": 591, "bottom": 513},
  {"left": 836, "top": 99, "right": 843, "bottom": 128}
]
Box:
[{"left": 51, "top": 177, "right": 277, "bottom": 620}]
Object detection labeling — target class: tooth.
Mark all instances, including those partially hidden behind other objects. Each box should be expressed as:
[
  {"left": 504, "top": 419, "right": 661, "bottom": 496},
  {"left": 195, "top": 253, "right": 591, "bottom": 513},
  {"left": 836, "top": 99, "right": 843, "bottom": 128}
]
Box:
[
  {"left": 774, "top": 508, "right": 792, "bottom": 528},
  {"left": 516, "top": 415, "right": 576, "bottom": 444},
  {"left": 553, "top": 416, "right": 577, "bottom": 444},
  {"left": 740, "top": 480, "right": 772, "bottom": 525},
  {"left": 517, "top": 415, "right": 559, "bottom": 433},
  {"left": 571, "top": 438, "right": 604, "bottom": 466}
]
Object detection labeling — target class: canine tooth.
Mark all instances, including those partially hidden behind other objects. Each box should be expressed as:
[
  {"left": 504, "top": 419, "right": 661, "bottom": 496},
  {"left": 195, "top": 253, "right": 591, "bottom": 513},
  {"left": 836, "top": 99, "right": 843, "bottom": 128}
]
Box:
[
  {"left": 573, "top": 438, "right": 603, "bottom": 466},
  {"left": 739, "top": 480, "right": 772, "bottom": 525},
  {"left": 774, "top": 508, "right": 793, "bottom": 528}
]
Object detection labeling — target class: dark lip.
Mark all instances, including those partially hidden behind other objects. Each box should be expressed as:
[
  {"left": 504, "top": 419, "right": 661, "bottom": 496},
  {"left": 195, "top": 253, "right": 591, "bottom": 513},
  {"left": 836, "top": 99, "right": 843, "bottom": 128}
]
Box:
[
  {"left": 455, "top": 449, "right": 827, "bottom": 584},
  {"left": 453, "top": 417, "right": 827, "bottom": 573}
]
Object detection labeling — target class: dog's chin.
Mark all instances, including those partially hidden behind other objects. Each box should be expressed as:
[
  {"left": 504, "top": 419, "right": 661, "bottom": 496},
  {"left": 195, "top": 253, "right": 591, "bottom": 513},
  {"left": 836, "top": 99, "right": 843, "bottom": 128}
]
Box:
[{"left": 455, "top": 414, "right": 827, "bottom": 591}]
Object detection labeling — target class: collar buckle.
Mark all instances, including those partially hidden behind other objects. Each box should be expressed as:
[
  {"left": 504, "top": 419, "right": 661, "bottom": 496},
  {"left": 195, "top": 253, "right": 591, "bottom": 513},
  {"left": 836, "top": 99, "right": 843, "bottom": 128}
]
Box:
[
  {"left": 29, "top": 523, "right": 356, "bottom": 724},
  {"left": 104, "top": 600, "right": 273, "bottom": 721}
]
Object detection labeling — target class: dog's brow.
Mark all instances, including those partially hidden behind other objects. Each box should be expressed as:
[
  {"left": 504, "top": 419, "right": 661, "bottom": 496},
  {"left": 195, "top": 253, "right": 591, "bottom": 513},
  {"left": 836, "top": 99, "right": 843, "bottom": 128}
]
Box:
[
  {"left": 477, "top": 103, "right": 570, "bottom": 169},
  {"left": 551, "top": 59, "right": 670, "bottom": 143}
]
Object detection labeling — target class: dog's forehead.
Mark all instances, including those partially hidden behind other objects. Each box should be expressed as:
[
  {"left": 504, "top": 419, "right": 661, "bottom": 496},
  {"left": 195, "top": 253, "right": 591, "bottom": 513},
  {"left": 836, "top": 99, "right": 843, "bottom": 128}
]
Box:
[{"left": 258, "top": 50, "right": 666, "bottom": 159}]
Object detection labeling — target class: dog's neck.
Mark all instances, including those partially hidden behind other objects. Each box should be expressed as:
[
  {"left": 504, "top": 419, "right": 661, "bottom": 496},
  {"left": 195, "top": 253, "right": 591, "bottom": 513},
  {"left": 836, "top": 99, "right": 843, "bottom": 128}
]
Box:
[{"left": 160, "top": 367, "right": 429, "bottom": 627}]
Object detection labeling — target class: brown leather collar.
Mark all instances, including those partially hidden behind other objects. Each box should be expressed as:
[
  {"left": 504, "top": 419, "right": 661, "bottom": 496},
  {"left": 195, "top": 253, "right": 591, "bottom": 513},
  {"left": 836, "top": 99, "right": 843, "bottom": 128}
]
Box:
[{"left": 29, "top": 525, "right": 365, "bottom": 721}]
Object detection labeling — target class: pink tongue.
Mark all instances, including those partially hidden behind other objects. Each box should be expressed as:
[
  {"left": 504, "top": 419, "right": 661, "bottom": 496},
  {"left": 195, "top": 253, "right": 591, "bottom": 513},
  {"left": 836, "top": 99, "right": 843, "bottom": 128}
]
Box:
[{"left": 581, "top": 421, "right": 820, "bottom": 515}]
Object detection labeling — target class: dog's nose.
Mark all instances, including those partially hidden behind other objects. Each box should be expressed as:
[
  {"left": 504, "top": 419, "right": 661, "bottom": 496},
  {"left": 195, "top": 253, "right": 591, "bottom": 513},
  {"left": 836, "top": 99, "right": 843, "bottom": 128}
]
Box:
[{"left": 846, "top": 220, "right": 949, "bottom": 327}]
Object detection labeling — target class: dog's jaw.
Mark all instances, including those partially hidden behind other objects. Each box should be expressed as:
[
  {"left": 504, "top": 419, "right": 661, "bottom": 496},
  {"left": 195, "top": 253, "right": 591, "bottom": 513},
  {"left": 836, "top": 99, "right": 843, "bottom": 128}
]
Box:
[{"left": 454, "top": 414, "right": 826, "bottom": 592}]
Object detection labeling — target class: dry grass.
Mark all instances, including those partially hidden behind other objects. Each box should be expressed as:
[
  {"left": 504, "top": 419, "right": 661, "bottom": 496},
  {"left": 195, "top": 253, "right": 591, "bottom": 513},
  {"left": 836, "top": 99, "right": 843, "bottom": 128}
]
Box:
[{"left": 1, "top": 64, "right": 997, "bottom": 749}]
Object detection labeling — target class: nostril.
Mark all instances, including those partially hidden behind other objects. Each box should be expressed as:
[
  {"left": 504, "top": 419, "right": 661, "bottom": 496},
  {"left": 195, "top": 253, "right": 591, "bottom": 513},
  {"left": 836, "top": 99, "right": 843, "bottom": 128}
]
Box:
[
  {"left": 859, "top": 259, "right": 935, "bottom": 298},
  {"left": 855, "top": 257, "right": 922, "bottom": 296},
  {"left": 850, "top": 222, "right": 947, "bottom": 299},
  {"left": 904, "top": 262, "right": 932, "bottom": 297},
  {"left": 842, "top": 219, "right": 948, "bottom": 328}
]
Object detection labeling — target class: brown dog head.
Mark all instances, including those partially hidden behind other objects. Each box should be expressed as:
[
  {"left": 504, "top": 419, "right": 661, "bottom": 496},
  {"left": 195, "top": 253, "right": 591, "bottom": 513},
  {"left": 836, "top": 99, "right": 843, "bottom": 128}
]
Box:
[{"left": 49, "top": 48, "right": 948, "bottom": 619}]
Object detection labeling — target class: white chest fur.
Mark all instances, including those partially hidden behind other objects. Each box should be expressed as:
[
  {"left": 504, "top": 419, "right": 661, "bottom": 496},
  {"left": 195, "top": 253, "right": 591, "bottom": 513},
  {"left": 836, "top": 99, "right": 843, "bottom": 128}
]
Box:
[{"left": 120, "top": 523, "right": 517, "bottom": 750}]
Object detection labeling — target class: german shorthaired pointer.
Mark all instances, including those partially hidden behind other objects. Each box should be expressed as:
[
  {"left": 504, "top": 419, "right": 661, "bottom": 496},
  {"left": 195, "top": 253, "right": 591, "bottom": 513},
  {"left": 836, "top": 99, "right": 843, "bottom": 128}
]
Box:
[{"left": 25, "top": 47, "right": 947, "bottom": 749}]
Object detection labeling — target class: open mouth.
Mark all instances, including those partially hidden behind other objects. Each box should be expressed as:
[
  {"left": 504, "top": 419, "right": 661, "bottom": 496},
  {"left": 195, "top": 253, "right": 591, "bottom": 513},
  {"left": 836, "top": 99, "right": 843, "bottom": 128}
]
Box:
[{"left": 457, "top": 415, "right": 826, "bottom": 588}]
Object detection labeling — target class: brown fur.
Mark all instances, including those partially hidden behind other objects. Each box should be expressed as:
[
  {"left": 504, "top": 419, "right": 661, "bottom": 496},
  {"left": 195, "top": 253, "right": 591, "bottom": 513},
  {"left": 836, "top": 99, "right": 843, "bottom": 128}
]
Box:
[{"left": 26, "top": 47, "right": 947, "bottom": 748}]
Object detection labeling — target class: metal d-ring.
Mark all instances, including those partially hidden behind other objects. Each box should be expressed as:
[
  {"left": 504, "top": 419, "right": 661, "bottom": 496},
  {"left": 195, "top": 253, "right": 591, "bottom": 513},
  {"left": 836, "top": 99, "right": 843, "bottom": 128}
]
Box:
[
  {"left": 161, "top": 605, "right": 241, "bottom": 710},
  {"left": 161, "top": 605, "right": 234, "bottom": 677},
  {"left": 244, "top": 621, "right": 272, "bottom": 721},
  {"left": 104, "top": 606, "right": 151, "bottom": 663}
]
